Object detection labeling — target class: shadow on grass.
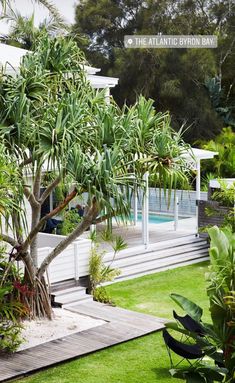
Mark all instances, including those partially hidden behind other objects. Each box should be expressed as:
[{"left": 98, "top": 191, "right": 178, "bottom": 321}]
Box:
[{"left": 152, "top": 367, "right": 172, "bottom": 379}]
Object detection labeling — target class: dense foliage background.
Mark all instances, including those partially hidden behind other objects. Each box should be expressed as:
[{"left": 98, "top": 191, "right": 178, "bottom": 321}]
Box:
[{"left": 73, "top": 0, "right": 235, "bottom": 143}]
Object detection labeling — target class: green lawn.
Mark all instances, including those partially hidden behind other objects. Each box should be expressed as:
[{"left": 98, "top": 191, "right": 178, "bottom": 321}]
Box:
[{"left": 14, "top": 262, "right": 210, "bottom": 383}]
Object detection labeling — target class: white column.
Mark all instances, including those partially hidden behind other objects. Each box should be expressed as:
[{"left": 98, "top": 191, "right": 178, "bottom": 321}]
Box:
[
  {"left": 142, "top": 172, "right": 149, "bottom": 248},
  {"left": 104, "top": 87, "right": 110, "bottom": 104},
  {"left": 174, "top": 196, "right": 179, "bottom": 231},
  {"left": 49, "top": 192, "right": 53, "bottom": 212},
  {"left": 74, "top": 241, "right": 79, "bottom": 283},
  {"left": 133, "top": 186, "right": 138, "bottom": 225},
  {"left": 196, "top": 159, "right": 201, "bottom": 234},
  {"left": 90, "top": 224, "right": 97, "bottom": 242}
]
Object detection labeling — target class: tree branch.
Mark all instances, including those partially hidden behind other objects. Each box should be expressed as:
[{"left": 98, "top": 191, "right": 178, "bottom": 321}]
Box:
[
  {"left": 221, "top": 37, "right": 235, "bottom": 67},
  {"left": 33, "top": 168, "right": 42, "bottom": 199},
  {"left": 19, "top": 156, "right": 32, "bottom": 168},
  {"left": 94, "top": 211, "right": 116, "bottom": 224},
  {"left": 23, "top": 186, "right": 40, "bottom": 208},
  {"left": 37, "top": 198, "right": 99, "bottom": 278},
  {"left": 39, "top": 175, "right": 62, "bottom": 204},
  {"left": 0, "top": 234, "right": 17, "bottom": 247},
  {"left": 12, "top": 211, "right": 24, "bottom": 245},
  {"left": 22, "top": 188, "right": 77, "bottom": 252}
]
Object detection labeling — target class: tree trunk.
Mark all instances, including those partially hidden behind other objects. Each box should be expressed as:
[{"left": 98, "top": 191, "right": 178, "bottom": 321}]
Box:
[
  {"left": 37, "top": 205, "right": 97, "bottom": 278},
  {"left": 21, "top": 199, "right": 99, "bottom": 319},
  {"left": 31, "top": 169, "right": 41, "bottom": 265},
  {"left": 30, "top": 205, "right": 41, "bottom": 268},
  {"left": 23, "top": 253, "right": 52, "bottom": 319}
]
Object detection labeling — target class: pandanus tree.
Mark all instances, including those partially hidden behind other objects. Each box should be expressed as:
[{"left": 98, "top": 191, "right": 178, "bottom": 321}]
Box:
[
  {"left": 0, "top": 0, "right": 65, "bottom": 27},
  {"left": 0, "top": 34, "right": 191, "bottom": 319}
]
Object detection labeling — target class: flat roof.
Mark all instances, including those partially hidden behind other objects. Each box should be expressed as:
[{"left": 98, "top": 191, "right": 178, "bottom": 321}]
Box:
[
  {"left": 182, "top": 147, "right": 218, "bottom": 161},
  {"left": 209, "top": 179, "right": 235, "bottom": 188},
  {"left": 0, "top": 43, "right": 118, "bottom": 87},
  {"left": 87, "top": 74, "right": 119, "bottom": 88},
  {"left": 0, "top": 43, "right": 27, "bottom": 68}
]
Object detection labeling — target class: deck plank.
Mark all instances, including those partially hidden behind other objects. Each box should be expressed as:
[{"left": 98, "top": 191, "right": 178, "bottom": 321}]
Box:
[{"left": 0, "top": 302, "right": 165, "bottom": 382}]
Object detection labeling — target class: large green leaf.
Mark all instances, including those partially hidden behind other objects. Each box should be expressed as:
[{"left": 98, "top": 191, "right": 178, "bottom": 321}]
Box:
[
  {"left": 166, "top": 322, "right": 197, "bottom": 339},
  {"left": 208, "top": 226, "right": 230, "bottom": 260},
  {"left": 196, "top": 366, "right": 226, "bottom": 381},
  {"left": 170, "top": 366, "right": 226, "bottom": 382},
  {"left": 170, "top": 293, "right": 203, "bottom": 321},
  {"left": 170, "top": 369, "right": 206, "bottom": 382}
]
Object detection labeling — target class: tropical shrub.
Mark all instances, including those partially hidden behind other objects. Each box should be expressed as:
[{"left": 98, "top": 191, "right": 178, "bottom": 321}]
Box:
[
  {"left": 211, "top": 181, "right": 235, "bottom": 208},
  {"left": 0, "top": 263, "right": 26, "bottom": 353},
  {"left": 0, "top": 320, "right": 23, "bottom": 353},
  {"left": 59, "top": 209, "right": 82, "bottom": 236},
  {"left": 204, "top": 181, "right": 235, "bottom": 232},
  {"left": 89, "top": 236, "right": 126, "bottom": 303},
  {"left": 199, "top": 128, "right": 235, "bottom": 180},
  {"left": 165, "top": 226, "right": 235, "bottom": 382}
]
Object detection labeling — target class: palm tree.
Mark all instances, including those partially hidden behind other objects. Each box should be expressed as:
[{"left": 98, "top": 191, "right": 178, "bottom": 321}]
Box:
[
  {"left": 0, "top": 34, "right": 136, "bottom": 318},
  {"left": 0, "top": 34, "right": 191, "bottom": 319},
  {"left": 1, "top": 0, "right": 65, "bottom": 25},
  {"left": 0, "top": 144, "right": 25, "bottom": 239},
  {"left": 0, "top": 7, "right": 66, "bottom": 49}
]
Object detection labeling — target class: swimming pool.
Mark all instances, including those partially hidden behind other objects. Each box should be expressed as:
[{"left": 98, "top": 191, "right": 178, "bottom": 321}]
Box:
[{"left": 129, "top": 212, "right": 173, "bottom": 224}]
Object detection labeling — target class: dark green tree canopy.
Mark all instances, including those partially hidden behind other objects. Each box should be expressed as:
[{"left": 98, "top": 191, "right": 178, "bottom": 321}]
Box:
[{"left": 74, "top": 0, "right": 235, "bottom": 142}]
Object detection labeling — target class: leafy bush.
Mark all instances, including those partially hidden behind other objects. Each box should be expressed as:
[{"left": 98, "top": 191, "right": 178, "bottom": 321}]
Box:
[
  {"left": 211, "top": 180, "right": 235, "bottom": 208},
  {"left": 92, "top": 286, "right": 113, "bottom": 304},
  {"left": 59, "top": 209, "right": 82, "bottom": 235},
  {"left": 89, "top": 246, "right": 121, "bottom": 293},
  {"left": 202, "top": 180, "right": 235, "bottom": 232},
  {"left": 89, "top": 236, "right": 126, "bottom": 303},
  {"left": 0, "top": 320, "right": 23, "bottom": 353},
  {"left": 0, "top": 253, "right": 27, "bottom": 353},
  {"left": 199, "top": 127, "right": 235, "bottom": 178},
  {"left": 165, "top": 226, "right": 235, "bottom": 382}
]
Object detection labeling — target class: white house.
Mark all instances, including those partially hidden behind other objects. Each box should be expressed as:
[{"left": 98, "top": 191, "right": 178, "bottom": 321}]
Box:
[{"left": 0, "top": 42, "right": 119, "bottom": 94}]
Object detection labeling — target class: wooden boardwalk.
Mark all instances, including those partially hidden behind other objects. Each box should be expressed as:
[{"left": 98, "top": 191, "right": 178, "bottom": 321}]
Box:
[{"left": 0, "top": 301, "right": 165, "bottom": 382}]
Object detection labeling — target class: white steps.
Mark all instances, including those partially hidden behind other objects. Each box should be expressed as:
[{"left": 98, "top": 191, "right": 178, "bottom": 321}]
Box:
[
  {"left": 63, "top": 295, "right": 93, "bottom": 309},
  {"left": 51, "top": 235, "right": 209, "bottom": 301},
  {"left": 52, "top": 285, "right": 93, "bottom": 307},
  {"left": 103, "top": 235, "right": 209, "bottom": 283}
]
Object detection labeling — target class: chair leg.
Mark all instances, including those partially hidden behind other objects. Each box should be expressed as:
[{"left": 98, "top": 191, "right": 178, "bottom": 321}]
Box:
[{"left": 166, "top": 345, "right": 174, "bottom": 369}]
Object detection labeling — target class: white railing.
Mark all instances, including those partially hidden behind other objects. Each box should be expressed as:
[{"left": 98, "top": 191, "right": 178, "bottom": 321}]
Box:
[{"left": 36, "top": 233, "right": 92, "bottom": 284}]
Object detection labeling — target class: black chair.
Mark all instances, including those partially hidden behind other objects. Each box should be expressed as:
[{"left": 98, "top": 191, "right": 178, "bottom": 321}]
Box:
[
  {"left": 162, "top": 328, "right": 204, "bottom": 368},
  {"left": 41, "top": 218, "right": 62, "bottom": 234},
  {"left": 173, "top": 310, "right": 206, "bottom": 336}
]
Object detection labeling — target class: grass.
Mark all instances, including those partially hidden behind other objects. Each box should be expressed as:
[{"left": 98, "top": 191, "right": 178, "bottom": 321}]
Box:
[
  {"left": 14, "top": 262, "right": 210, "bottom": 383},
  {"left": 106, "top": 262, "right": 210, "bottom": 321}
]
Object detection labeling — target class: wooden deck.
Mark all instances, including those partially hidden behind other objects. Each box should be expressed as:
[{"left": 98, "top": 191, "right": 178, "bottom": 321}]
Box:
[
  {"left": 0, "top": 301, "right": 165, "bottom": 382},
  {"left": 81, "top": 217, "right": 197, "bottom": 252}
]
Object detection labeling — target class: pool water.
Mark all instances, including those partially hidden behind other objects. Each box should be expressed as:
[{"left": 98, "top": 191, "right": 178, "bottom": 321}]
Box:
[{"left": 130, "top": 212, "right": 173, "bottom": 224}]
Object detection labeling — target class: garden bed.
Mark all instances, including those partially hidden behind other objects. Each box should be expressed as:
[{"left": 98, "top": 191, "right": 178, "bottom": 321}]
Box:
[{"left": 19, "top": 308, "right": 105, "bottom": 351}]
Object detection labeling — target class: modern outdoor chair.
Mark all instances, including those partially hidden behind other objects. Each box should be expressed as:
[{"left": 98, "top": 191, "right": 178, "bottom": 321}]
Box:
[
  {"left": 173, "top": 310, "right": 206, "bottom": 336},
  {"left": 162, "top": 328, "right": 205, "bottom": 368}
]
